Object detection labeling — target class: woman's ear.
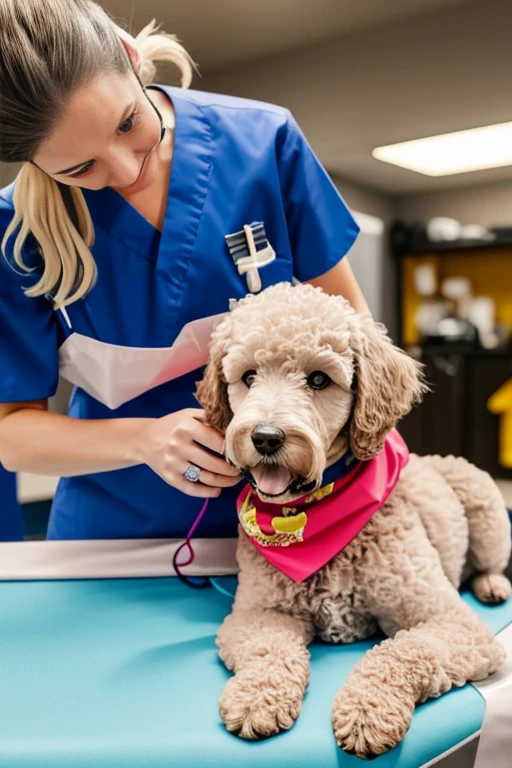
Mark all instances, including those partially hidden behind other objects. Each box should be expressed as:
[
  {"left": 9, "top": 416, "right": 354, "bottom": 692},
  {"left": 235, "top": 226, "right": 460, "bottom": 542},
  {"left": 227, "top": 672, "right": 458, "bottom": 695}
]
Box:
[{"left": 114, "top": 24, "right": 141, "bottom": 68}]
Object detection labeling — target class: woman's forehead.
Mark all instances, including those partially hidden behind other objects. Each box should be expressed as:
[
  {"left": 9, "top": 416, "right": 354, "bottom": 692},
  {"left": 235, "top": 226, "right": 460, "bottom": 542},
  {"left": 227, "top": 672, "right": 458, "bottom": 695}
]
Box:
[{"left": 33, "top": 71, "right": 139, "bottom": 172}]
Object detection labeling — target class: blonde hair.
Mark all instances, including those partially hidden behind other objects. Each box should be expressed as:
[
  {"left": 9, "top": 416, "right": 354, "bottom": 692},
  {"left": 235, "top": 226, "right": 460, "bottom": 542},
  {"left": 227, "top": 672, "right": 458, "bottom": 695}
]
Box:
[{"left": 0, "top": 0, "right": 194, "bottom": 308}]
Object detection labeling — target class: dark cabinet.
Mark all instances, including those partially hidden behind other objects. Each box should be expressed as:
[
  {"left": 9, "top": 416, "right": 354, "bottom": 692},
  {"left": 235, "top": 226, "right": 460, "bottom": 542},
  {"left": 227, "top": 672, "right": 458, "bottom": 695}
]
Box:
[{"left": 398, "top": 348, "right": 512, "bottom": 480}]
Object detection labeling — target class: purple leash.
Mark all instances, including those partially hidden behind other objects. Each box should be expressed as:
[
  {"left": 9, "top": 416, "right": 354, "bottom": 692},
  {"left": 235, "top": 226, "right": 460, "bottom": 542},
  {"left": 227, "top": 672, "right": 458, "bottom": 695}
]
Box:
[
  {"left": 172, "top": 496, "right": 237, "bottom": 599},
  {"left": 172, "top": 499, "right": 211, "bottom": 589}
]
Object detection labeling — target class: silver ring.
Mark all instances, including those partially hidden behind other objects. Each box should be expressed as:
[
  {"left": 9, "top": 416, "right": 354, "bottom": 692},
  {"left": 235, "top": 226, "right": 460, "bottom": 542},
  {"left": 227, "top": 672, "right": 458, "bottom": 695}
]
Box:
[{"left": 183, "top": 464, "right": 201, "bottom": 483}]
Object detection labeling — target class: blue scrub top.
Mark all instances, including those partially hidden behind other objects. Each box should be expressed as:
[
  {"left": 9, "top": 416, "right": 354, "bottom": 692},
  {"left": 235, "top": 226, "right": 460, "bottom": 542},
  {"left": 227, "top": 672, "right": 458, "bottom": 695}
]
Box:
[
  {"left": 0, "top": 464, "right": 23, "bottom": 541},
  {"left": 0, "top": 85, "right": 359, "bottom": 540}
]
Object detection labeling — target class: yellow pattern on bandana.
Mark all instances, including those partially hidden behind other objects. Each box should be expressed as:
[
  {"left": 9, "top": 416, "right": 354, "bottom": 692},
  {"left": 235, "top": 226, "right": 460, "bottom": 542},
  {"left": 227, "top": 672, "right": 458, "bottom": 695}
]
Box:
[
  {"left": 305, "top": 482, "right": 335, "bottom": 503},
  {"left": 238, "top": 480, "right": 337, "bottom": 548},
  {"left": 239, "top": 494, "right": 308, "bottom": 547}
]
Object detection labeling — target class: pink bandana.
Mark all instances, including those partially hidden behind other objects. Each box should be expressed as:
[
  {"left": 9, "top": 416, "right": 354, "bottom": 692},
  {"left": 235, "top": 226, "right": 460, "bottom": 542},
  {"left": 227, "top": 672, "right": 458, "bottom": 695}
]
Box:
[{"left": 237, "top": 429, "right": 409, "bottom": 582}]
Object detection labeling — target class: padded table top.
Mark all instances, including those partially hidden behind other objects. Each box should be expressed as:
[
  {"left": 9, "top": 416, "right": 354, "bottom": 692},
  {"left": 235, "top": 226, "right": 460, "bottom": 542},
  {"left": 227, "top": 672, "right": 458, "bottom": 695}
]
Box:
[{"left": 0, "top": 577, "right": 510, "bottom": 768}]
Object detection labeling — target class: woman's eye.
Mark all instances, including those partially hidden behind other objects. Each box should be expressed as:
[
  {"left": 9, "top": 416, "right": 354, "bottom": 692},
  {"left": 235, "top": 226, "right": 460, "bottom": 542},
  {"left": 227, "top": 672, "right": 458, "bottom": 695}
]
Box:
[
  {"left": 119, "top": 112, "right": 137, "bottom": 134},
  {"left": 242, "top": 370, "right": 257, "bottom": 388},
  {"left": 307, "top": 371, "right": 331, "bottom": 390},
  {"left": 70, "top": 161, "right": 94, "bottom": 178},
  {"left": 67, "top": 110, "right": 139, "bottom": 178}
]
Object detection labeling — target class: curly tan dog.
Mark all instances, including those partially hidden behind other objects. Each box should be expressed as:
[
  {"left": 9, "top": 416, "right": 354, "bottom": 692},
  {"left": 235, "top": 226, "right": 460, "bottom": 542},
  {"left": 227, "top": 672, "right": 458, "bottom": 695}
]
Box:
[{"left": 196, "top": 282, "right": 511, "bottom": 760}]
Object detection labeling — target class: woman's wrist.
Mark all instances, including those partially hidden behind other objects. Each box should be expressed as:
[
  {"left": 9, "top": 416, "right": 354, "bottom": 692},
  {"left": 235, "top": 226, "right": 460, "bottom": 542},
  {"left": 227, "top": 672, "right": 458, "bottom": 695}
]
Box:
[{"left": 127, "top": 417, "right": 157, "bottom": 467}]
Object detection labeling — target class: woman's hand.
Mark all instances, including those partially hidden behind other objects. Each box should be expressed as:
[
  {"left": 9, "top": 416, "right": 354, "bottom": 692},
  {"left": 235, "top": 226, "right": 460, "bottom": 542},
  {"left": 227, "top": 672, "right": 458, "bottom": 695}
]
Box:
[{"left": 138, "top": 408, "right": 241, "bottom": 498}]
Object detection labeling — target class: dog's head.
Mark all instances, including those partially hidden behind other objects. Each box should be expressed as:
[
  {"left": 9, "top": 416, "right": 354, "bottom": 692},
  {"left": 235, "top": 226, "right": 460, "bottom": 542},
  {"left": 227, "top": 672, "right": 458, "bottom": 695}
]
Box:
[{"left": 196, "top": 283, "right": 425, "bottom": 503}]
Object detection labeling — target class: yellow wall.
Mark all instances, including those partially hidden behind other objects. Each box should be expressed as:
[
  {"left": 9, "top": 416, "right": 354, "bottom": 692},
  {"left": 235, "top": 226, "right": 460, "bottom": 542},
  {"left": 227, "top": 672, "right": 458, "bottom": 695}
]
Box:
[{"left": 402, "top": 249, "right": 512, "bottom": 346}]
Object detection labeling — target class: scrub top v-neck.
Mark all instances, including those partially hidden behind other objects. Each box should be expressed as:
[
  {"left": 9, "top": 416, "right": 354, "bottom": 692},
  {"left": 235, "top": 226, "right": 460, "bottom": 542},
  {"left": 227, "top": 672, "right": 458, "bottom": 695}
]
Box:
[{"left": 0, "top": 84, "right": 360, "bottom": 540}]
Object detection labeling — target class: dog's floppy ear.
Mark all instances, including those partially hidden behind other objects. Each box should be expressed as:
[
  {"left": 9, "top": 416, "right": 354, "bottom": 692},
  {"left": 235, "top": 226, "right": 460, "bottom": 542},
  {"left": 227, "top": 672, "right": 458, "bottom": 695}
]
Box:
[
  {"left": 348, "top": 313, "right": 426, "bottom": 460},
  {"left": 195, "top": 321, "right": 233, "bottom": 433}
]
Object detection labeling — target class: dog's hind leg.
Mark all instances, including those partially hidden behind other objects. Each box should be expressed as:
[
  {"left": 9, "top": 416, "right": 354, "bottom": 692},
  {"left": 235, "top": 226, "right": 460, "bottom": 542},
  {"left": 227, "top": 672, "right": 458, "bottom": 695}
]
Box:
[
  {"left": 332, "top": 508, "right": 506, "bottom": 759},
  {"left": 423, "top": 454, "right": 511, "bottom": 603},
  {"left": 216, "top": 607, "right": 313, "bottom": 740}
]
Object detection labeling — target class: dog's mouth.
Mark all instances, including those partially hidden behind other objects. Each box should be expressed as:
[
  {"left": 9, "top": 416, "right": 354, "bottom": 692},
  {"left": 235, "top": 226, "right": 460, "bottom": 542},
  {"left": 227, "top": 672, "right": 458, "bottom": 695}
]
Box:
[{"left": 240, "top": 463, "right": 317, "bottom": 499}]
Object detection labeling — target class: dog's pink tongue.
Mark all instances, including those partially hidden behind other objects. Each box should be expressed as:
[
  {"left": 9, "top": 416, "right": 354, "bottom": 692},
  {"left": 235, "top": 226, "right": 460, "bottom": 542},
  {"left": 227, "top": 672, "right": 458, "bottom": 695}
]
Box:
[{"left": 251, "top": 465, "right": 292, "bottom": 496}]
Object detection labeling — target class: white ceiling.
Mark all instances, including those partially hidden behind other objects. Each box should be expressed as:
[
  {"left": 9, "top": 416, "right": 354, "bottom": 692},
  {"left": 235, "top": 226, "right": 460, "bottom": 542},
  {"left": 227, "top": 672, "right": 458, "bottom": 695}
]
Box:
[{"left": 102, "top": 1, "right": 511, "bottom": 195}]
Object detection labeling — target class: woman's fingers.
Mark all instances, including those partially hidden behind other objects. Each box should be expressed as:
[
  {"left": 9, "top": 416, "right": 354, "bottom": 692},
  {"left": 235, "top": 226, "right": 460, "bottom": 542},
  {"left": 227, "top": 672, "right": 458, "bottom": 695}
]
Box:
[{"left": 185, "top": 444, "right": 240, "bottom": 479}]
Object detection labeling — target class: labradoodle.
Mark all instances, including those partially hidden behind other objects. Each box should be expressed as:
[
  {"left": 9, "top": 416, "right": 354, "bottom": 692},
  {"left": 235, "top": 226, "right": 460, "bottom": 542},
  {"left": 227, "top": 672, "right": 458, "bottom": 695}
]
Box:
[{"left": 196, "top": 282, "right": 511, "bottom": 760}]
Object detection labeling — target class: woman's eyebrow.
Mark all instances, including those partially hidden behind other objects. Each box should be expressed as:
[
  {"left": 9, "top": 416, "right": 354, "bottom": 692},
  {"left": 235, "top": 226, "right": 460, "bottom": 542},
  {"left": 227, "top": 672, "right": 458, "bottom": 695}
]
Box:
[{"left": 53, "top": 100, "right": 137, "bottom": 175}]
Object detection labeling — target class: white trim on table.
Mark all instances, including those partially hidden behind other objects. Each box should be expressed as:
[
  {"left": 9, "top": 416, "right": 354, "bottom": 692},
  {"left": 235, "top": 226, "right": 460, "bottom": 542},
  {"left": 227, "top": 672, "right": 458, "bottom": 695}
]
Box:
[{"left": 0, "top": 538, "right": 239, "bottom": 580}]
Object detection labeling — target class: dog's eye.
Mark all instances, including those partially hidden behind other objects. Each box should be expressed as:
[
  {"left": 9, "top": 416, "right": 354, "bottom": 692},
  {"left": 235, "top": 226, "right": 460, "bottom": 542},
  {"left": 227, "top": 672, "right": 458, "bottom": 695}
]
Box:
[
  {"left": 307, "top": 371, "right": 331, "bottom": 390},
  {"left": 242, "top": 370, "right": 257, "bottom": 388}
]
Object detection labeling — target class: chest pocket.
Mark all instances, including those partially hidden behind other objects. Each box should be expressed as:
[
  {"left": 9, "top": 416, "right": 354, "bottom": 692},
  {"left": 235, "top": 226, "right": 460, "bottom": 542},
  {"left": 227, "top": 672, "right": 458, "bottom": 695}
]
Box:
[{"left": 226, "top": 222, "right": 293, "bottom": 294}]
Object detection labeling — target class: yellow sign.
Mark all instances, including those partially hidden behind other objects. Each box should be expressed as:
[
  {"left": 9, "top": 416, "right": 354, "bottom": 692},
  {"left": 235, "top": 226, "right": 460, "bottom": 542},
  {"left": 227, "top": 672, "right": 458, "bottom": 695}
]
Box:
[{"left": 488, "top": 378, "right": 512, "bottom": 468}]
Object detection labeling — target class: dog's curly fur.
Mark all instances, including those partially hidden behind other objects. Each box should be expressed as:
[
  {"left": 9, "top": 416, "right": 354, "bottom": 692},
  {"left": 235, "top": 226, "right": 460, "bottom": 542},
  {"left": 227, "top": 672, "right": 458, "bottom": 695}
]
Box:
[{"left": 196, "top": 282, "right": 512, "bottom": 759}]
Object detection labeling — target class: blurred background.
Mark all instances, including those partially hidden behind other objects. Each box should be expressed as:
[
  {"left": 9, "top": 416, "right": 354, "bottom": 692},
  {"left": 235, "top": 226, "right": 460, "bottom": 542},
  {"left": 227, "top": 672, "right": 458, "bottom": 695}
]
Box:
[{"left": 1, "top": 0, "right": 511, "bottom": 538}]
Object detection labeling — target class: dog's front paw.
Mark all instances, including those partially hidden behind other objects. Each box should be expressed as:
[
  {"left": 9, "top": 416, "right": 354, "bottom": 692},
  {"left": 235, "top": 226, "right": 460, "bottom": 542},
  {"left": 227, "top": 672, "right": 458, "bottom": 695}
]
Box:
[
  {"left": 219, "top": 661, "right": 307, "bottom": 740},
  {"left": 332, "top": 683, "right": 415, "bottom": 759}
]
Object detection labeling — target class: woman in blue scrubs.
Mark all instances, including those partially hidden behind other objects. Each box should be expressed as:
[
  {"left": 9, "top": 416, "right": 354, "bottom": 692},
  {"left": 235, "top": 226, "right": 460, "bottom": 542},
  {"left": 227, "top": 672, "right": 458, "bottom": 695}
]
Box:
[{"left": 0, "top": 0, "right": 365, "bottom": 541}]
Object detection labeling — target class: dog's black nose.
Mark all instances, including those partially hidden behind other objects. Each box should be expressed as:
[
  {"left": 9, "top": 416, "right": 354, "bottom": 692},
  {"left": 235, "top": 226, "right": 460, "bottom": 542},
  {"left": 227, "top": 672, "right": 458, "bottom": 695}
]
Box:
[{"left": 251, "top": 425, "right": 286, "bottom": 455}]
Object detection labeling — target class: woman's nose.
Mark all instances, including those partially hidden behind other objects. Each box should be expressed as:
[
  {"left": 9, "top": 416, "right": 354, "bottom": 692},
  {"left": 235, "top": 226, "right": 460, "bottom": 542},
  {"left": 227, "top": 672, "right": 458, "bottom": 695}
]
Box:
[{"left": 108, "top": 151, "right": 144, "bottom": 189}]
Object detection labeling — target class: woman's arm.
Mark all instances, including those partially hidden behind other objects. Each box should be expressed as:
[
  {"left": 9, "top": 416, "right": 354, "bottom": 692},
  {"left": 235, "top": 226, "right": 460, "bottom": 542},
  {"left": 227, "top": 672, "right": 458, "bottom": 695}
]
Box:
[
  {"left": 0, "top": 399, "right": 151, "bottom": 475},
  {"left": 0, "top": 400, "right": 240, "bottom": 497},
  {"left": 306, "top": 258, "right": 369, "bottom": 314}
]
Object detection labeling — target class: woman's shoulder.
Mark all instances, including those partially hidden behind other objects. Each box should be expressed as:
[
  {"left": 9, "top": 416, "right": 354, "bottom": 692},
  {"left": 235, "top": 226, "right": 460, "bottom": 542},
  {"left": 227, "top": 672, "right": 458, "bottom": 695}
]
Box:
[
  {"left": 162, "top": 84, "right": 292, "bottom": 133},
  {"left": 177, "top": 85, "right": 289, "bottom": 117},
  {"left": 0, "top": 183, "right": 16, "bottom": 256},
  {"left": 0, "top": 183, "right": 15, "bottom": 216},
  {"left": 0, "top": 181, "right": 43, "bottom": 279}
]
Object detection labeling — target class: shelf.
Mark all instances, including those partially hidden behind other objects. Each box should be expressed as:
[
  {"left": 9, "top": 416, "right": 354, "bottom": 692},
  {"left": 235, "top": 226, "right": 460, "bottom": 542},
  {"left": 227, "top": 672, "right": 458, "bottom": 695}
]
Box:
[
  {"left": 415, "top": 344, "right": 512, "bottom": 359},
  {"left": 401, "top": 238, "right": 512, "bottom": 257}
]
